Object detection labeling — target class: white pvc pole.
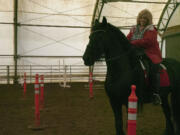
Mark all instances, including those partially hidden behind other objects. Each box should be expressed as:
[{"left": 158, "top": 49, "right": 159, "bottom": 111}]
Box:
[
  {"left": 59, "top": 60, "right": 61, "bottom": 85},
  {"left": 63, "top": 59, "right": 66, "bottom": 88}
]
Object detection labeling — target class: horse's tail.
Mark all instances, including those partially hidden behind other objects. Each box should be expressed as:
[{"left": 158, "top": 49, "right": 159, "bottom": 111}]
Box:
[
  {"left": 171, "top": 84, "right": 180, "bottom": 133},
  {"left": 163, "top": 58, "right": 180, "bottom": 132},
  {"left": 171, "top": 82, "right": 180, "bottom": 131}
]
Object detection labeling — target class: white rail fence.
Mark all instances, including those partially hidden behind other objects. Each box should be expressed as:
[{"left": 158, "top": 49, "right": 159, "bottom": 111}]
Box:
[{"left": 0, "top": 64, "right": 106, "bottom": 84}]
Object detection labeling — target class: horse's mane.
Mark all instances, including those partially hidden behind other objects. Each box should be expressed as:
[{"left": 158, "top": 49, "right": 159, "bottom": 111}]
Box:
[
  {"left": 106, "top": 23, "right": 132, "bottom": 50},
  {"left": 106, "top": 23, "right": 139, "bottom": 64}
]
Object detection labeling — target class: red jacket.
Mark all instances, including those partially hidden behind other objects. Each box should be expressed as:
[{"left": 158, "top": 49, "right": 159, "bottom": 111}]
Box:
[{"left": 127, "top": 26, "right": 162, "bottom": 64}]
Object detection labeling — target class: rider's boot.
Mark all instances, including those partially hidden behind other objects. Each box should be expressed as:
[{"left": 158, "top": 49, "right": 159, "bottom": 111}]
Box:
[{"left": 152, "top": 72, "right": 162, "bottom": 105}]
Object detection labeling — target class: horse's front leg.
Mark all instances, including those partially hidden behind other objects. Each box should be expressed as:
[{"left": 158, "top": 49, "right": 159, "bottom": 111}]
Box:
[{"left": 109, "top": 98, "right": 125, "bottom": 135}]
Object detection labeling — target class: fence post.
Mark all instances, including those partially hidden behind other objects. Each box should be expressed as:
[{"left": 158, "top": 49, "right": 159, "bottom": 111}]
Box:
[
  {"left": 70, "top": 65, "right": 72, "bottom": 83},
  {"left": 7, "top": 66, "right": 10, "bottom": 84},
  {"left": 30, "top": 65, "right": 32, "bottom": 84},
  {"left": 23, "top": 72, "right": 27, "bottom": 98},
  {"left": 89, "top": 66, "right": 93, "bottom": 98},
  {"left": 51, "top": 65, "right": 52, "bottom": 83}
]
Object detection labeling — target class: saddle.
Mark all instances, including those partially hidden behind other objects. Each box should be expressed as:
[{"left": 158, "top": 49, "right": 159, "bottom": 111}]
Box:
[
  {"left": 139, "top": 58, "right": 170, "bottom": 87},
  {"left": 133, "top": 47, "right": 170, "bottom": 87}
]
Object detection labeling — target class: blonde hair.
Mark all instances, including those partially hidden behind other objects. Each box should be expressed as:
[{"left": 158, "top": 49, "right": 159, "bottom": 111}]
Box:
[{"left": 137, "top": 9, "right": 153, "bottom": 26}]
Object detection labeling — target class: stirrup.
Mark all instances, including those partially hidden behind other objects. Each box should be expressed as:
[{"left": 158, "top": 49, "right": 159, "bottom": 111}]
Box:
[{"left": 153, "top": 93, "right": 162, "bottom": 105}]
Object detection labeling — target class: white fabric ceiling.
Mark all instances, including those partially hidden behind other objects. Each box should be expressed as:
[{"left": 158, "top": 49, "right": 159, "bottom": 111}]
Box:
[
  {"left": 0, "top": 0, "right": 179, "bottom": 65},
  {"left": 101, "top": 0, "right": 167, "bottom": 28}
]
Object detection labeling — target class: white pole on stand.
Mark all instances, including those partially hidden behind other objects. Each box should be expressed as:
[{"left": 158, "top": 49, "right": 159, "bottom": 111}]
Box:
[
  {"left": 59, "top": 59, "right": 70, "bottom": 88},
  {"left": 63, "top": 59, "right": 67, "bottom": 88},
  {"left": 59, "top": 60, "right": 61, "bottom": 86}
]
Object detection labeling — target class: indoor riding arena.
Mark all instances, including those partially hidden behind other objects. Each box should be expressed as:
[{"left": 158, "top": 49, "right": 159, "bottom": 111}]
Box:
[{"left": 0, "top": 1, "right": 180, "bottom": 135}]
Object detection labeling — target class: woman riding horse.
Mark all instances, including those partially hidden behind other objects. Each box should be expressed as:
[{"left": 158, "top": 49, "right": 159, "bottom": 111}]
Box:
[
  {"left": 83, "top": 16, "right": 180, "bottom": 135},
  {"left": 127, "top": 9, "right": 162, "bottom": 105}
]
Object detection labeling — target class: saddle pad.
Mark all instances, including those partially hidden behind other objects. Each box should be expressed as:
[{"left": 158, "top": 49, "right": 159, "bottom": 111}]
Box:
[
  {"left": 139, "top": 60, "right": 170, "bottom": 87},
  {"left": 160, "top": 63, "right": 170, "bottom": 87}
]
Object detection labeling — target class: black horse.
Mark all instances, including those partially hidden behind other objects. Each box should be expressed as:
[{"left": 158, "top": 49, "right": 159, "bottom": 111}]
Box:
[{"left": 82, "top": 17, "right": 180, "bottom": 135}]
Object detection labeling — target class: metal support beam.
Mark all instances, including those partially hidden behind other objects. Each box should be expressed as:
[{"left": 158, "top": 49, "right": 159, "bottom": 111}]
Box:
[
  {"left": 157, "top": 0, "right": 179, "bottom": 51},
  {"left": 19, "top": 55, "right": 82, "bottom": 58},
  {"left": 89, "top": 0, "right": 105, "bottom": 74},
  {"left": 91, "top": 0, "right": 105, "bottom": 26},
  {"left": 157, "top": 0, "right": 179, "bottom": 34},
  {"left": 106, "top": 0, "right": 179, "bottom": 4},
  {"left": 19, "top": 23, "right": 91, "bottom": 29},
  {"left": 13, "top": 0, "right": 18, "bottom": 84}
]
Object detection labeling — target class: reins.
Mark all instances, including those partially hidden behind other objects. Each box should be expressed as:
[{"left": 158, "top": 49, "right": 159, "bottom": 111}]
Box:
[
  {"left": 105, "top": 49, "right": 132, "bottom": 62},
  {"left": 104, "top": 47, "right": 140, "bottom": 80},
  {"left": 88, "top": 27, "right": 140, "bottom": 80},
  {"left": 90, "top": 29, "right": 132, "bottom": 63}
]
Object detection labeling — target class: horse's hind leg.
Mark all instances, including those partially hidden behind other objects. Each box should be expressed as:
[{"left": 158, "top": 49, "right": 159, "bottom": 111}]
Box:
[
  {"left": 109, "top": 99, "right": 125, "bottom": 135},
  {"left": 161, "top": 95, "right": 175, "bottom": 135},
  {"left": 171, "top": 87, "right": 180, "bottom": 135}
]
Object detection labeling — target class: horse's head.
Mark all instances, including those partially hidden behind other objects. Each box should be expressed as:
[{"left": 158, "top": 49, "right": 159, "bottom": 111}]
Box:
[{"left": 82, "top": 17, "right": 108, "bottom": 66}]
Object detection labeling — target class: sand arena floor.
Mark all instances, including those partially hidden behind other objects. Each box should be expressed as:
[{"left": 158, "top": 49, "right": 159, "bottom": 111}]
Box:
[{"left": 0, "top": 82, "right": 165, "bottom": 135}]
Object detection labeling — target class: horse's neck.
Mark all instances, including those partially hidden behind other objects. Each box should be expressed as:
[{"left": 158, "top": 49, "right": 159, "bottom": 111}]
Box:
[
  {"left": 104, "top": 30, "right": 135, "bottom": 75},
  {"left": 105, "top": 51, "right": 132, "bottom": 75}
]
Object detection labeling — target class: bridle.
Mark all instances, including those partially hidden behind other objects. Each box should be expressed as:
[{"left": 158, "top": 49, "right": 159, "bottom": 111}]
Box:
[
  {"left": 89, "top": 30, "right": 106, "bottom": 37},
  {"left": 89, "top": 29, "right": 132, "bottom": 63},
  {"left": 87, "top": 25, "right": 138, "bottom": 80}
]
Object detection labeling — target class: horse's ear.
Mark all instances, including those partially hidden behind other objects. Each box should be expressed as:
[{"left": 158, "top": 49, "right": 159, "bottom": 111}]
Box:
[
  {"left": 94, "top": 19, "right": 99, "bottom": 25},
  {"left": 102, "top": 17, "right": 107, "bottom": 26}
]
